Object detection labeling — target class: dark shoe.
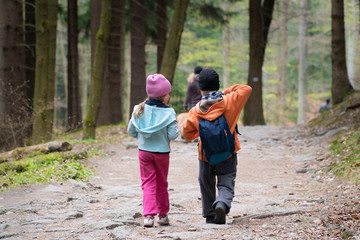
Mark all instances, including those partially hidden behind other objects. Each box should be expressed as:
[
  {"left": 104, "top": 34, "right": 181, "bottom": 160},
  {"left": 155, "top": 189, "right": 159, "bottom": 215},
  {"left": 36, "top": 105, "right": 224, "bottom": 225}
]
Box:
[
  {"left": 206, "top": 216, "right": 215, "bottom": 224},
  {"left": 214, "top": 202, "right": 226, "bottom": 224}
]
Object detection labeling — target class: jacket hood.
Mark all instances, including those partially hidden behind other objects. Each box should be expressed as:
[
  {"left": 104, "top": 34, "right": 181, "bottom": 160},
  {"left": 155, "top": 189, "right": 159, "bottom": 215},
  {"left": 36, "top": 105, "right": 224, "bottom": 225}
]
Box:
[
  {"left": 196, "top": 97, "right": 226, "bottom": 121},
  {"left": 130, "top": 104, "right": 177, "bottom": 138}
]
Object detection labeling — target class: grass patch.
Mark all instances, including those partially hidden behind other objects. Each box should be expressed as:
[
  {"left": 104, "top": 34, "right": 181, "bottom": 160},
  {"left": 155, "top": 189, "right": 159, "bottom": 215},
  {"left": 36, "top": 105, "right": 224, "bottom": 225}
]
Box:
[
  {"left": 0, "top": 152, "right": 93, "bottom": 191},
  {"left": 326, "top": 129, "right": 360, "bottom": 182}
]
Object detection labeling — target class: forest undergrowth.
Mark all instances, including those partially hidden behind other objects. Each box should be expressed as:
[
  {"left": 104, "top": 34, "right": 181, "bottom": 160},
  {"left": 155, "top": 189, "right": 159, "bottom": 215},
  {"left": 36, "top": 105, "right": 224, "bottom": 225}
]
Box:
[{"left": 309, "top": 91, "right": 360, "bottom": 183}]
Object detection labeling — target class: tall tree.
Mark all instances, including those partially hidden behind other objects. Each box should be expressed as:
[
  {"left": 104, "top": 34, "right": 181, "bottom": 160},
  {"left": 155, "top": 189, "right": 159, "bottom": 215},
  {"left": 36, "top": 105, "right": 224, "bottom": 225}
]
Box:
[
  {"left": 129, "top": 0, "right": 147, "bottom": 114},
  {"left": 331, "top": 0, "right": 353, "bottom": 105},
  {"left": 97, "top": 0, "right": 125, "bottom": 125},
  {"left": 279, "top": 1, "right": 288, "bottom": 125},
  {"left": 91, "top": 0, "right": 101, "bottom": 67},
  {"left": 25, "top": 0, "right": 36, "bottom": 120},
  {"left": 32, "top": 0, "right": 58, "bottom": 144},
  {"left": 222, "top": 1, "right": 231, "bottom": 89},
  {"left": 83, "top": 0, "right": 112, "bottom": 139},
  {"left": 67, "top": 0, "right": 82, "bottom": 131},
  {"left": 157, "top": 0, "right": 167, "bottom": 72},
  {"left": 160, "top": 0, "right": 190, "bottom": 83},
  {"left": 0, "top": 0, "right": 27, "bottom": 150},
  {"left": 297, "top": 0, "right": 309, "bottom": 124},
  {"left": 346, "top": 0, "right": 360, "bottom": 90},
  {"left": 243, "top": 0, "right": 275, "bottom": 126}
]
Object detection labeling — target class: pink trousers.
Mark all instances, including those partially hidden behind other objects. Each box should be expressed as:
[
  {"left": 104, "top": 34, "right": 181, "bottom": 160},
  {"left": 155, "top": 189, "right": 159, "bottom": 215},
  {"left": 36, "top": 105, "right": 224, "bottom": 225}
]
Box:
[{"left": 138, "top": 150, "right": 170, "bottom": 216}]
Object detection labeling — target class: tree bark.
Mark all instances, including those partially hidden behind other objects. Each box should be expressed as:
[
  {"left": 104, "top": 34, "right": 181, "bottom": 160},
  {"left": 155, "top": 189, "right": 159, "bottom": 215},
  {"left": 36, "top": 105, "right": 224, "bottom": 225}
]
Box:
[
  {"left": 67, "top": 0, "right": 82, "bottom": 131},
  {"left": 243, "top": 0, "right": 274, "bottom": 126},
  {"left": 0, "top": 0, "right": 27, "bottom": 151},
  {"left": 97, "top": 0, "right": 125, "bottom": 125},
  {"left": 297, "top": 0, "right": 308, "bottom": 125},
  {"left": 157, "top": 0, "right": 167, "bottom": 72},
  {"left": 222, "top": 1, "right": 231, "bottom": 89},
  {"left": 129, "top": 0, "right": 147, "bottom": 114},
  {"left": 25, "top": 0, "right": 36, "bottom": 128},
  {"left": 0, "top": 141, "right": 72, "bottom": 162},
  {"left": 346, "top": 0, "right": 360, "bottom": 90},
  {"left": 279, "top": 1, "right": 288, "bottom": 125},
  {"left": 160, "top": 0, "right": 190, "bottom": 83},
  {"left": 33, "top": 0, "right": 54, "bottom": 144},
  {"left": 47, "top": 0, "right": 58, "bottom": 133},
  {"left": 83, "top": 0, "right": 112, "bottom": 139},
  {"left": 91, "top": 0, "right": 101, "bottom": 68},
  {"left": 331, "top": 0, "right": 353, "bottom": 105}
]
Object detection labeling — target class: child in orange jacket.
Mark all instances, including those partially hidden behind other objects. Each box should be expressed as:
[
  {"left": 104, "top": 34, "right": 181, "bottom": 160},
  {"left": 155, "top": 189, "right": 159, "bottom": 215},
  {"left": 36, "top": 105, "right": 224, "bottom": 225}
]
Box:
[{"left": 182, "top": 68, "right": 252, "bottom": 224}]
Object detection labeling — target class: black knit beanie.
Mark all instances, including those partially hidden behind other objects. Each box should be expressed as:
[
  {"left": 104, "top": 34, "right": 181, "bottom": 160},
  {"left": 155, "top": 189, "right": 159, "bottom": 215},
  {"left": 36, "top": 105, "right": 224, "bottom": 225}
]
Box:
[
  {"left": 198, "top": 68, "right": 220, "bottom": 91},
  {"left": 194, "top": 66, "right": 202, "bottom": 74}
]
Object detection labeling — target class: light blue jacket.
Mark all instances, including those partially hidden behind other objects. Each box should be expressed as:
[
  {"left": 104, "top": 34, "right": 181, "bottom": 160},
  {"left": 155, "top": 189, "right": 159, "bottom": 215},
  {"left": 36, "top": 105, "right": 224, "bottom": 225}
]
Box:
[{"left": 127, "top": 104, "right": 178, "bottom": 153}]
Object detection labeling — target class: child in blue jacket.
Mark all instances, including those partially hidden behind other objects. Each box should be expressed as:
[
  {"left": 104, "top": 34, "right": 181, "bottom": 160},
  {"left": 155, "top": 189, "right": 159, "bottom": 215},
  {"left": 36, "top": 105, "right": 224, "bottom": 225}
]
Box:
[{"left": 127, "top": 74, "right": 178, "bottom": 227}]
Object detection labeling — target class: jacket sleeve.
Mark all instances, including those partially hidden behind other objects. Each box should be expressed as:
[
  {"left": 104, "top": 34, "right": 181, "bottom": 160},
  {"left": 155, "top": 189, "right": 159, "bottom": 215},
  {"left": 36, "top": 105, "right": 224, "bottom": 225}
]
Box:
[
  {"left": 182, "top": 107, "right": 200, "bottom": 141},
  {"left": 127, "top": 117, "right": 138, "bottom": 138},
  {"left": 224, "top": 85, "right": 252, "bottom": 110},
  {"left": 167, "top": 120, "right": 179, "bottom": 140}
]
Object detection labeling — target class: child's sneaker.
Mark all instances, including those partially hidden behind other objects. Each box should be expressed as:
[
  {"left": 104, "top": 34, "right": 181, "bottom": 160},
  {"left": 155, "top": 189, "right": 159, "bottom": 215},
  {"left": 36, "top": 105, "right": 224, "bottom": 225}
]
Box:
[
  {"left": 144, "top": 215, "right": 155, "bottom": 227},
  {"left": 157, "top": 214, "right": 169, "bottom": 226}
]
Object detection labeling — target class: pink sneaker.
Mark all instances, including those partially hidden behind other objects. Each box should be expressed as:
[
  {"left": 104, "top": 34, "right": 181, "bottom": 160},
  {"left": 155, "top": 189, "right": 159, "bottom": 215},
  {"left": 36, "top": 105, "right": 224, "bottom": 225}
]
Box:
[{"left": 158, "top": 214, "right": 169, "bottom": 226}]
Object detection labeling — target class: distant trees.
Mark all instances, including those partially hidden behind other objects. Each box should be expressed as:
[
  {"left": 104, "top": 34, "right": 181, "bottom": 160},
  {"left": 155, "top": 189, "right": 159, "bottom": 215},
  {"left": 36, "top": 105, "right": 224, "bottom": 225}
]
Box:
[
  {"left": 331, "top": 0, "right": 353, "bottom": 105},
  {"left": 1, "top": 0, "right": 360, "bottom": 150}
]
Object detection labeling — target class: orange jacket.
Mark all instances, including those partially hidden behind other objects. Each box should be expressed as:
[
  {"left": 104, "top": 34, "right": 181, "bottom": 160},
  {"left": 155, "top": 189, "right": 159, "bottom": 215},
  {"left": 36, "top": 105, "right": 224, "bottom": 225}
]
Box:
[{"left": 182, "top": 85, "right": 252, "bottom": 162}]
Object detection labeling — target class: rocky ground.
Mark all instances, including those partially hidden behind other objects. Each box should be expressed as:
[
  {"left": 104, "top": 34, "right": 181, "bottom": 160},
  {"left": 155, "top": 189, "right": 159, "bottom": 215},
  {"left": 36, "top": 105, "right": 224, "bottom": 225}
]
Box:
[{"left": 0, "top": 125, "right": 359, "bottom": 240}]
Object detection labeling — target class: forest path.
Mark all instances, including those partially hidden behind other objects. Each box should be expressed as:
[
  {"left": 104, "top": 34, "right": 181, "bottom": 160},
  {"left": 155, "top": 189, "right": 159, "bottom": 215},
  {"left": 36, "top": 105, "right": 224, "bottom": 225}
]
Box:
[{"left": 0, "top": 125, "right": 357, "bottom": 239}]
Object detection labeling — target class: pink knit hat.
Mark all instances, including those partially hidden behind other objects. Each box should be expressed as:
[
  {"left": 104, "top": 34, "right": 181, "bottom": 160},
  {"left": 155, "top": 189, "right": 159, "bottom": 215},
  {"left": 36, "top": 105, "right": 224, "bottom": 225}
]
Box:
[{"left": 146, "top": 74, "right": 172, "bottom": 98}]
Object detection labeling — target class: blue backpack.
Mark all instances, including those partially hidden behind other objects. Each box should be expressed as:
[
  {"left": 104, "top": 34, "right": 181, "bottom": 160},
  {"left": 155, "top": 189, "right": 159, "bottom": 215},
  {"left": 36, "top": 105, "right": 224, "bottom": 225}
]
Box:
[{"left": 199, "top": 114, "right": 235, "bottom": 165}]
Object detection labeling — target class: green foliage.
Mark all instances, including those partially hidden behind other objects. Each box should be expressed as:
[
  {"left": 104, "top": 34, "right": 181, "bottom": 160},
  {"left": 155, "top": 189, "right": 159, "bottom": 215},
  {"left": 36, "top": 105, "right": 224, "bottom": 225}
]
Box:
[
  {"left": 327, "top": 130, "right": 360, "bottom": 182},
  {"left": 0, "top": 152, "right": 93, "bottom": 191}
]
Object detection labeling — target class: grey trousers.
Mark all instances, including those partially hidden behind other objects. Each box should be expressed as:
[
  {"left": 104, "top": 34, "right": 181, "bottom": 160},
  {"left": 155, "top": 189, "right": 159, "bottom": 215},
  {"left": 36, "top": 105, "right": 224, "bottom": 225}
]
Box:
[{"left": 198, "top": 154, "right": 237, "bottom": 217}]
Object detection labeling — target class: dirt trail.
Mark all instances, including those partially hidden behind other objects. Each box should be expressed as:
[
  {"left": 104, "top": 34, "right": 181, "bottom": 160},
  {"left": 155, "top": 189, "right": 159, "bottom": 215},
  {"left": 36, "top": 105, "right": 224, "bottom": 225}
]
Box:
[{"left": 0, "top": 125, "right": 359, "bottom": 239}]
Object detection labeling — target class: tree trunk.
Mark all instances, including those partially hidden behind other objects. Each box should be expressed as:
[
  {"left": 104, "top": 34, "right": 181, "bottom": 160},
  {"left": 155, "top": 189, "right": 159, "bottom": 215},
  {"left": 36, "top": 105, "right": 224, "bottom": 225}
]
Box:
[
  {"left": 243, "top": 0, "right": 274, "bottom": 126},
  {"left": 25, "top": 0, "right": 36, "bottom": 132},
  {"left": 129, "top": 0, "right": 147, "bottom": 114},
  {"left": 160, "top": 0, "right": 190, "bottom": 83},
  {"left": 297, "top": 0, "right": 308, "bottom": 125},
  {"left": 47, "top": 0, "right": 58, "bottom": 135},
  {"left": 83, "top": 0, "right": 112, "bottom": 139},
  {"left": 33, "top": 0, "right": 58, "bottom": 144},
  {"left": 67, "top": 0, "right": 82, "bottom": 131},
  {"left": 0, "top": 0, "right": 27, "bottom": 151},
  {"left": 346, "top": 0, "right": 360, "bottom": 90},
  {"left": 91, "top": 0, "right": 101, "bottom": 68},
  {"left": 279, "top": 1, "right": 288, "bottom": 125},
  {"left": 0, "top": 141, "right": 72, "bottom": 162},
  {"left": 119, "top": 0, "right": 126, "bottom": 122},
  {"left": 97, "top": 0, "right": 125, "bottom": 125},
  {"left": 331, "top": 0, "right": 353, "bottom": 105},
  {"left": 222, "top": 1, "right": 231, "bottom": 89},
  {"left": 157, "top": 0, "right": 167, "bottom": 72}
]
